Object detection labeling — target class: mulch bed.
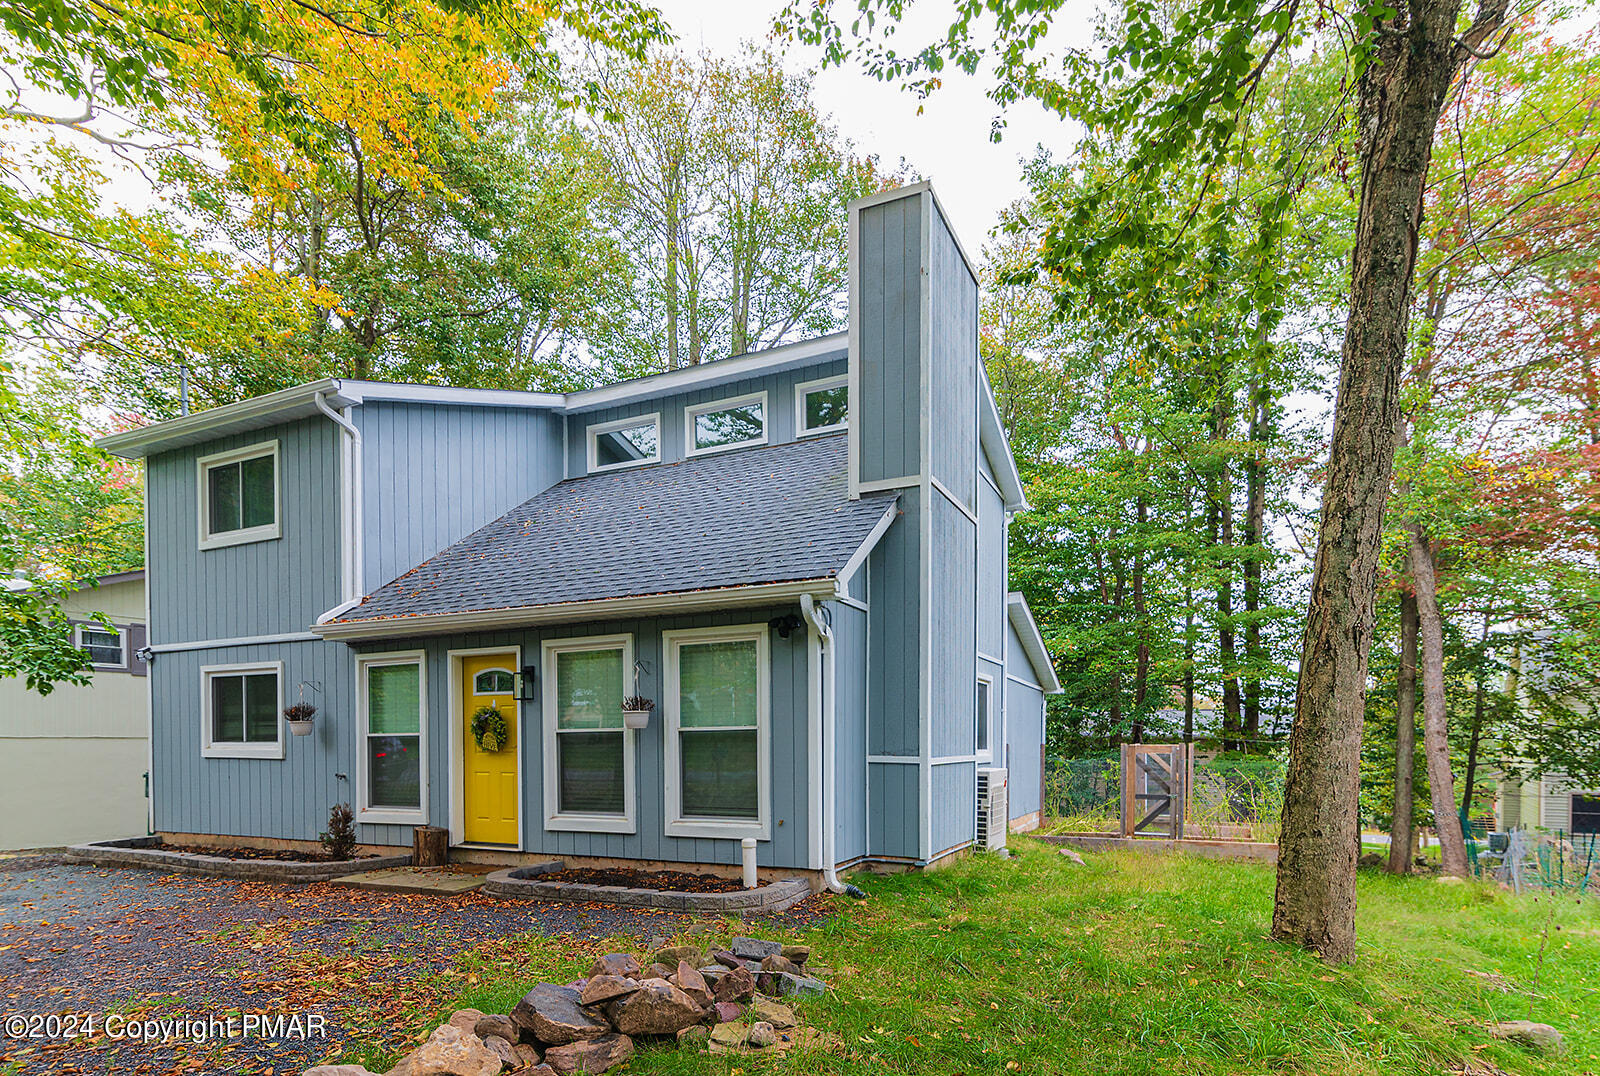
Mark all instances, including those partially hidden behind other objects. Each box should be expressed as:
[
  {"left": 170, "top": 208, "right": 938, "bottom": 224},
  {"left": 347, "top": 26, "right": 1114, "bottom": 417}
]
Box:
[
  {"left": 160, "top": 843, "right": 377, "bottom": 864},
  {"left": 534, "top": 866, "right": 749, "bottom": 893}
]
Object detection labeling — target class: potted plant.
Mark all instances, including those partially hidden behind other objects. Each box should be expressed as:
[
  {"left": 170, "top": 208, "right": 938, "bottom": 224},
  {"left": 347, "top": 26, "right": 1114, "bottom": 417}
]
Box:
[
  {"left": 284, "top": 701, "right": 318, "bottom": 737},
  {"left": 622, "top": 695, "right": 654, "bottom": 730}
]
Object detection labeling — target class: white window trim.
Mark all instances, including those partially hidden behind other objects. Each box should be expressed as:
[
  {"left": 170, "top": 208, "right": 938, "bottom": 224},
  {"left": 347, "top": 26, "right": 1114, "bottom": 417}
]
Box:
[
  {"left": 976, "top": 672, "right": 995, "bottom": 764},
  {"left": 357, "top": 651, "right": 429, "bottom": 825},
  {"left": 200, "top": 660, "right": 284, "bottom": 760},
  {"left": 684, "top": 391, "right": 769, "bottom": 457},
  {"left": 586, "top": 413, "right": 661, "bottom": 473},
  {"left": 795, "top": 374, "right": 848, "bottom": 436},
  {"left": 662, "top": 624, "right": 771, "bottom": 840},
  {"left": 471, "top": 667, "right": 516, "bottom": 695},
  {"left": 75, "top": 623, "right": 127, "bottom": 670},
  {"left": 196, "top": 440, "right": 283, "bottom": 550},
  {"left": 542, "top": 633, "right": 636, "bottom": 834}
]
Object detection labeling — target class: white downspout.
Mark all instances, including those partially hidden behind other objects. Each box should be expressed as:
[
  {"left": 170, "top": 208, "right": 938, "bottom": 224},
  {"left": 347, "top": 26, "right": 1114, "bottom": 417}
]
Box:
[
  {"left": 801, "top": 594, "right": 863, "bottom": 897},
  {"left": 313, "top": 392, "right": 364, "bottom": 601}
]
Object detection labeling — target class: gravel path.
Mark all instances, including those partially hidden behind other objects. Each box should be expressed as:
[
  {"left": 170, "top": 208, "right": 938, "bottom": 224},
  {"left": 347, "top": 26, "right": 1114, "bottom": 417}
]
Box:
[{"left": 0, "top": 859, "right": 826, "bottom": 1075}]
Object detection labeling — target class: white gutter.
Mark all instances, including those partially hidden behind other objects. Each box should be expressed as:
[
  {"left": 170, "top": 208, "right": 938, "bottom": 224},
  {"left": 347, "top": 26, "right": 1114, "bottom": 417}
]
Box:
[
  {"left": 313, "top": 392, "right": 364, "bottom": 602},
  {"left": 801, "top": 593, "right": 862, "bottom": 897}
]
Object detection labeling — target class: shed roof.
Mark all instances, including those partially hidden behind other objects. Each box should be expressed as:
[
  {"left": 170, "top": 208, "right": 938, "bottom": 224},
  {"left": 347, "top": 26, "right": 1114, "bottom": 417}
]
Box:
[{"left": 316, "top": 434, "right": 898, "bottom": 638}]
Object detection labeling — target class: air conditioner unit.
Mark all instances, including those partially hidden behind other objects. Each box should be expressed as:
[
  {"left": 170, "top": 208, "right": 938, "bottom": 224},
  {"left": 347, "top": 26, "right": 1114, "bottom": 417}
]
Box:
[{"left": 976, "top": 767, "right": 1009, "bottom": 851}]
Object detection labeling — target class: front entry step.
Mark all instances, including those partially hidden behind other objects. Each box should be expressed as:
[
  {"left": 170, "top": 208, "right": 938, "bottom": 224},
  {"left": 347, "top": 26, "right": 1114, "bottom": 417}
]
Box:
[{"left": 331, "top": 865, "right": 490, "bottom": 895}]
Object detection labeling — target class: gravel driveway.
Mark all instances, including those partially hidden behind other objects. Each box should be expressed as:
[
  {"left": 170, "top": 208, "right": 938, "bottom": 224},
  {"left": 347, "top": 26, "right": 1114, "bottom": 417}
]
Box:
[{"left": 0, "top": 857, "right": 824, "bottom": 1075}]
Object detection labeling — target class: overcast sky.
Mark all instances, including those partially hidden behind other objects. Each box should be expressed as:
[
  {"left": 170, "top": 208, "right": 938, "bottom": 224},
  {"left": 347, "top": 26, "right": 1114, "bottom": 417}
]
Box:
[{"left": 653, "top": 0, "right": 1092, "bottom": 253}]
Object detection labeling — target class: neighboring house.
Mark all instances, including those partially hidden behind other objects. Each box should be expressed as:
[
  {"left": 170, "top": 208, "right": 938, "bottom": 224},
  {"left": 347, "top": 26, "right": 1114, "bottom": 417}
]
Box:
[
  {"left": 1496, "top": 773, "right": 1600, "bottom": 836},
  {"left": 0, "top": 570, "right": 150, "bottom": 849},
  {"left": 98, "top": 183, "right": 1062, "bottom": 881}
]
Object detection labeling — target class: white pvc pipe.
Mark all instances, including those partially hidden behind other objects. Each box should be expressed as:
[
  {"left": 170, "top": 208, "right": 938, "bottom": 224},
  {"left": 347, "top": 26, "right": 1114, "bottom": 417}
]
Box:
[
  {"left": 741, "top": 837, "right": 758, "bottom": 889},
  {"left": 801, "top": 595, "right": 848, "bottom": 895}
]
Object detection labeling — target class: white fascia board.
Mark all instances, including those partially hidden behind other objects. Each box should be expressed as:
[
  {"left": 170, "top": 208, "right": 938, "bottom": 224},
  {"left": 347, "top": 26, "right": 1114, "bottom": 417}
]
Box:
[
  {"left": 564, "top": 333, "right": 848, "bottom": 415},
  {"left": 96, "top": 380, "right": 354, "bottom": 458},
  {"left": 834, "top": 501, "right": 900, "bottom": 596},
  {"left": 312, "top": 579, "right": 837, "bottom": 641},
  {"left": 339, "top": 381, "right": 565, "bottom": 409},
  {"left": 979, "top": 371, "right": 1029, "bottom": 512},
  {"left": 1007, "top": 592, "right": 1062, "bottom": 694}
]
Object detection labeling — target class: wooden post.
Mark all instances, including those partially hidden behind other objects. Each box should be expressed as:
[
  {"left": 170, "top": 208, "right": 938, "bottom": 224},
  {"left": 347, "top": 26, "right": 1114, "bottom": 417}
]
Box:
[
  {"left": 413, "top": 826, "right": 449, "bottom": 867},
  {"left": 1121, "top": 743, "right": 1135, "bottom": 837}
]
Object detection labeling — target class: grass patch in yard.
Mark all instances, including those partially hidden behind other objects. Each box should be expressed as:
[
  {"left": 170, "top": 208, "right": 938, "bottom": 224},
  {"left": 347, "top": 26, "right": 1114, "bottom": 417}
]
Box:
[{"left": 346, "top": 841, "right": 1597, "bottom": 1075}]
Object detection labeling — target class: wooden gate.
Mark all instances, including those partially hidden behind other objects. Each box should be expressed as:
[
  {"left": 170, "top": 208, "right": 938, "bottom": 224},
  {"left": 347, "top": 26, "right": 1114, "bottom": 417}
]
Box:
[{"left": 1119, "top": 743, "right": 1194, "bottom": 839}]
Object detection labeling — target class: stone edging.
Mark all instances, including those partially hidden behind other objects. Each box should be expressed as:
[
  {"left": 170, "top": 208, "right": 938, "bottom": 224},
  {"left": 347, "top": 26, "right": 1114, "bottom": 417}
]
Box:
[
  {"left": 1033, "top": 833, "right": 1279, "bottom": 863},
  {"left": 64, "top": 837, "right": 412, "bottom": 883},
  {"left": 482, "top": 865, "right": 814, "bottom": 913}
]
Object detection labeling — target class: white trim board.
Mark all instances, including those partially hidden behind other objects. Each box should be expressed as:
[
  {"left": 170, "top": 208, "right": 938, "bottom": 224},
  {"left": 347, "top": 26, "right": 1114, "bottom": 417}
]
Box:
[
  {"left": 199, "top": 660, "right": 285, "bottom": 760},
  {"left": 586, "top": 412, "right": 662, "bottom": 473},
  {"left": 795, "top": 373, "right": 849, "bottom": 437},
  {"left": 196, "top": 439, "right": 282, "bottom": 551}
]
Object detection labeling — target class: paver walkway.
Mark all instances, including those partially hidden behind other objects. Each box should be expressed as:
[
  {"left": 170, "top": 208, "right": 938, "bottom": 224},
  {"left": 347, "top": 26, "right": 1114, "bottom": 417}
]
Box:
[
  {"left": 331, "top": 865, "right": 490, "bottom": 896},
  {"left": 0, "top": 858, "right": 822, "bottom": 1075}
]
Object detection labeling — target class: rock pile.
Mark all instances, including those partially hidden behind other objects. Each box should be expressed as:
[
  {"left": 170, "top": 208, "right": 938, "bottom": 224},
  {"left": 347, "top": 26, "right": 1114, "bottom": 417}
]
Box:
[{"left": 304, "top": 937, "right": 830, "bottom": 1076}]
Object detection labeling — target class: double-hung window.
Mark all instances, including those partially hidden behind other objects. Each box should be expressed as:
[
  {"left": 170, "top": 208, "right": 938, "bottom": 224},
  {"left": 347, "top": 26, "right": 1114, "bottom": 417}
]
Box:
[
  {"left": 663, "top": 625, "right": 769, "bottom": 839},
  {"left": 588, "top": 415, "right": 661, "bottom": 473},
  {"left": 76, "top": 624, "right": 126, "bottom": 669},
  {"left": 796, "top": 375, "right": 848, "bottom": 435},
  {"left": 359, "top": 654, "right": 427, "bottom": 823},
  {"left": 197, "top": 441, "right": 280, "bottom": 549},
  {"left": 201, "top": 662, "right": 283, "bottom": 759},
  {"left": 686, "top": 393, "right": 767, "bottom": 456},
  {"left": 542, "top": 635, "right": 635, "bottom": 833}
]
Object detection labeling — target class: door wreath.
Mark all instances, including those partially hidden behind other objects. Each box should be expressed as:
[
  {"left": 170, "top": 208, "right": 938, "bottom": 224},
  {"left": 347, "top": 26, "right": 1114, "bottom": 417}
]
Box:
[{"left": 470, "top": 704, "right": 510, "bottom": 752}]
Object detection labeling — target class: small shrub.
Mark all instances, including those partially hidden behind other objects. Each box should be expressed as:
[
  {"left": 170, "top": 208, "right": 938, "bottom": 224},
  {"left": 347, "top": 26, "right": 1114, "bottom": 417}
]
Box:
[{"left": 321, "top": 803, "right": 357, "bottom": 860}]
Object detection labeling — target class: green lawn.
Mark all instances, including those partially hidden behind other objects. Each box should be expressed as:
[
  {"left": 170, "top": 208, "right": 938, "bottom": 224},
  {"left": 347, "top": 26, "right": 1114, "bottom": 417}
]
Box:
[{"left": 360, "top": 840, "right": 1600, "bottom": 1075}]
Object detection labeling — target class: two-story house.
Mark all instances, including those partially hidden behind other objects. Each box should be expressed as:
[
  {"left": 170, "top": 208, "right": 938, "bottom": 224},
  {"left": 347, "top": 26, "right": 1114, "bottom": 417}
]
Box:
[{"left": 98, "top": 184, "right": 1061, "bottom": 885}]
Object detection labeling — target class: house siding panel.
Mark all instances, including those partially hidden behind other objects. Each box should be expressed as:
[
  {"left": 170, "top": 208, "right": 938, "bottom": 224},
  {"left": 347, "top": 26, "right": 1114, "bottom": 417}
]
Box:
[
  {"left": 358, "top": 402, "right": 563, "bottom": 592},
  {"left": 829, "top": 600, "right": 869, "bottom": 864},
  {"left": 856, "top": 195, "right": 921, "bottom": 484},
  {"left": 928, "top": 200, "right": 978, "bottom": 513},
  {"left": 866, "top": 499, "right": 920, "bottom": 757},
  {"left": 931, "top": 761, "right": 977, "bottom": 856},
  {"left": 867, "top": 762, "right": 919, "bottom": 858},
  {"left": 931, "top": 491, "right": 977, "bottom": 760},
  {"left": 1005, "top": 678, "right": 1046, "bottom": 821},
  {"left": 147, "top": 416, "right": 342, "bottom": 643},
  {"left": 978, "top": 478, "right": 1006, "bottom": 657}
]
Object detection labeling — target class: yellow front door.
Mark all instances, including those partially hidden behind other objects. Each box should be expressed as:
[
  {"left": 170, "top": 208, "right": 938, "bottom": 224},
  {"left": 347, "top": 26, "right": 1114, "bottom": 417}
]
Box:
[{"left": 462, "top": 653, "right": 519, "bottom": 844}]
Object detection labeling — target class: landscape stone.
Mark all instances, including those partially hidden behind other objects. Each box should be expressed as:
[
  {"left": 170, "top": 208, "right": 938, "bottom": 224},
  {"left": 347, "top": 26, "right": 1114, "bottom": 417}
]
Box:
[
  {"left": 676, "top": 1025, "right": 710, "bottom": 1044},
  {"left": 1057, "top": 848, "right": 1086, "bottom": 865},
  {"left": 1490, "top": 1021, "right": 1565, "bottom": 1054},
  {"left": 749, "top": 999, "right": 796, "bottom": 1030},
  {"left": 760, "top": 971, "right": 826, "bottom": 998},
  {"left": 710, "top": 948, "right": 742, "bottom": 969},
  {"left": 645, "top": 962, "right": 674, "bottom": 980},
  {"left": 521, "top": 1067, "right": 557, "bottom": 1076},
  {"left": 709, "top": 1022, "right": 750, "bottom": 1047},
  {"left": 730, "top": 936, "right": 782, "bottom": 961},
  {"left": 541, "top": 1033, "right": 635, "bottom": 1075},
  {"left": 511, "top": 1043, "right": 544, "bottom": 1069},
  {"left": 387, "top": 1024, "right": 504, "bottom": 1076},
  {"left": 511, "top": 984, "right": 609, "bottom": 1045},
  {"left": 747, "top": 1021, "right": 778, "bottom": 1048},
  {"left": 779, "top": 944, "right": 811, "bottom": 966},
  {"left": 448, "top": 1009, "right": 487, "bottom": 1036},
  {"left": 484, "top": 1034, "right": 519, "bottom": 1069},
  {"left": 759, "top": 953, "right": 801, "bottom": 975},
  {"left": 303, "top": 1067, "right": 380, "bottom": 1076},
  {"left": 474, "top": 1014, "right": 519, "bottom": 1043},
  {"left": 712, "top": 964, "right": 755, "bottom": 1002},
  {"left": 712, "top": 1001, "right": 744, "bottom": 1023},
  {"left": 671, "top": 960, "right": 713, "bottom": 1007},
  {"left": 605, "top": 978, "right": 706, "bottom": 1037},
  {"left": 589, "top": 953, "right": 642, "bottom": 980},
  {"left": 579, "top": 974, "right": 640, "bottom": 1007},
  {"left": 651, "top": 944, "right": 704, "bottom": 966}
]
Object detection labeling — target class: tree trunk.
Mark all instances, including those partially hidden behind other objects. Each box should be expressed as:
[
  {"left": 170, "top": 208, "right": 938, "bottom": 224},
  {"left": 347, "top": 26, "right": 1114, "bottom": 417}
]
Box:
[
  {"left": 1272, "top": 0, "right": 1505, "bottom": 962},
  {"left": 1243, "top": 366, "right": 1269, "bottom": 743},
  {"left": 1183, "top": 583, "right": 1196, "bottom": 743},
  {"left": 1389, "top": 591, "right": 1418, "bottom": 875},
  {"left": 665, "top": 160, "right": 682, "bottom": 369},
  {"left": 1459, "top": 612, "right": 1492, "bottom": 828},
  {"left": 1409, "top": 526, "right": 1469, "bottom": 875}
]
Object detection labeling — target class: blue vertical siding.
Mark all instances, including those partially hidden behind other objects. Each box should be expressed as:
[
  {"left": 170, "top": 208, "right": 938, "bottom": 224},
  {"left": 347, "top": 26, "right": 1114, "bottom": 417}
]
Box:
[
  {"left": 1005, "top": 678, "right": 1045, "bottom": 820},
  {"left": 931, "top": 762, "right": 977, "bottom": 856},
  {"left": 828, "top": 600, "right": 868, "bottom": 864},
  {"left": 146, "top": 417, "right": 342, "bottom": 642},
  {"left": 866, "top": 762, "right": 919, "bottom": 858},
  {"left": 856, "top": 196, "right": 922, "bottom": 484},
  {"left": 928, "top": 200, "right": 979, "bottom": 512},
  {"left": 566, "top": 358, "right": 846, "bottom": 478},
  {"left": 865, "top": 497, "right": 919, "bottom": 758},
  {"left": 978, "top": 478, "right": 1006, "bottom": 657},
  {"left": 930, "top": 493, "right": 976, "bottom": 760},
  {"left": 357, "top": 403, "right": 564, "bottom": 591}
]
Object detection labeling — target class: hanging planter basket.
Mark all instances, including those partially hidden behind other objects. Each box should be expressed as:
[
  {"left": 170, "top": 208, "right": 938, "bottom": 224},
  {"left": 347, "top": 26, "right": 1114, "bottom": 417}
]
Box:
[
  {"left": 284, "top": 702, "right": 317, "bottom": 737},
  {"left": 471, "top": 705, "right": 510, "bottom": 753},
  {"left": 621, "top": 696, "right": 655, "bottom": 731}
]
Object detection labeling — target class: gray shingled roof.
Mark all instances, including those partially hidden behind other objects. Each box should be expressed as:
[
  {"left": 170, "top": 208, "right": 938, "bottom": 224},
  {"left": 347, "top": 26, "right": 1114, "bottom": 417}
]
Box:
[{"left": 333, "top": 434, "right": 896, "bottom": 624}]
